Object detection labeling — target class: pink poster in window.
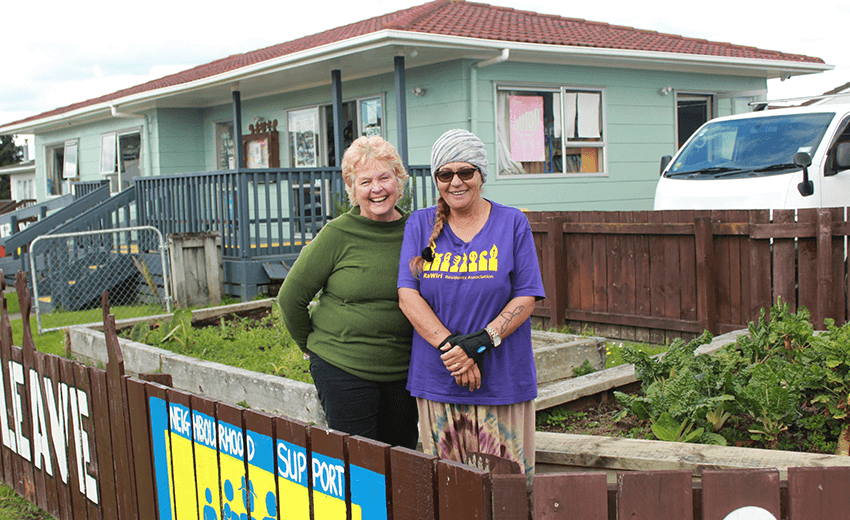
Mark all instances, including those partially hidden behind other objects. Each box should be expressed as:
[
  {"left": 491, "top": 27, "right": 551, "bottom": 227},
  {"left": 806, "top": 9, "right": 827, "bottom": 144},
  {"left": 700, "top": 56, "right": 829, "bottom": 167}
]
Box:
[{"left": 509, "top": 95, "right": 545, "bottom": 162}]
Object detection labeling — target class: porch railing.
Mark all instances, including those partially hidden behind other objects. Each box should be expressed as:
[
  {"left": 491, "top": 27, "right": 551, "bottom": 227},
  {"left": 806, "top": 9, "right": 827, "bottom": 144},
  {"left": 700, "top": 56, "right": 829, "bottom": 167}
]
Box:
[{"left": 135, "top": 166, "right": 435, "bottom": 260}]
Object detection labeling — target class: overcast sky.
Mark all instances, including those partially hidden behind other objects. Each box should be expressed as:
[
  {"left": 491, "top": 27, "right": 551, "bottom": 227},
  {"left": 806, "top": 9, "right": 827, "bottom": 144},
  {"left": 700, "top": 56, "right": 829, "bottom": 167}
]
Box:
[{"left": 5, "top": 0, "right": 849, "bottom": 153}]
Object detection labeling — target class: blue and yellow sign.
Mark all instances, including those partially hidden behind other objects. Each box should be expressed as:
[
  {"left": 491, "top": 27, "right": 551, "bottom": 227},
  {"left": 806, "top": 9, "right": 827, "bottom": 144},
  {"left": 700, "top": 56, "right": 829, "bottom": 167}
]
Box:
[{"left": 149, "top": 397, "right": 388, "bottom": 519}]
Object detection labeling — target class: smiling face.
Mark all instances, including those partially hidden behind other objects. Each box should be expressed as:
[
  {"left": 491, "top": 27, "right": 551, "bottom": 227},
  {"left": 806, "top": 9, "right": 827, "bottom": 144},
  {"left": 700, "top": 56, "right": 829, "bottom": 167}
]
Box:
[
  {"left": 351, "top": 161, "right": 401, "bottom": 221},
  {"left": 434, "top": 161, "right": 483, "bottom": 212}
]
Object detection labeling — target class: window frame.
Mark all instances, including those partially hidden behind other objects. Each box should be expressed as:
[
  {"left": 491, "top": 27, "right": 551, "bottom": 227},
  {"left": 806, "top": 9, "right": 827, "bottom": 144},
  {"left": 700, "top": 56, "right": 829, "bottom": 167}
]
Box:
[
  {"left": 494, "top": 83, "right": 608, "bottom": 179},
  {"left": 44, "top": 140, "right": 78, "bottom": 197}
]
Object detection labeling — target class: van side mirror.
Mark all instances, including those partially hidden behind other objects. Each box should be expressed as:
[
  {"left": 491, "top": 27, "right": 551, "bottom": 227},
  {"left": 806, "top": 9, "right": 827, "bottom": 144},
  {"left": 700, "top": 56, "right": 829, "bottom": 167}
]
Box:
[
  {"left": 835, "top": 142, "right": 850, "bottom": 170},
  {"left": 794, "top": 151, "right": 813, "bottom": 197},
  {"left": 659, "top": 155, "right": 672, "bottom": 176}
]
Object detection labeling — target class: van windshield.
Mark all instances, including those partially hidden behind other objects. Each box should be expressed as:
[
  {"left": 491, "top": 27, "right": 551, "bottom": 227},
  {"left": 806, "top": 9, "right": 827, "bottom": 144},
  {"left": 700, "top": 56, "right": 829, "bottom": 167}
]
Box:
[{"left": 665, "top": 113, "right": 834, "bottom": 178}]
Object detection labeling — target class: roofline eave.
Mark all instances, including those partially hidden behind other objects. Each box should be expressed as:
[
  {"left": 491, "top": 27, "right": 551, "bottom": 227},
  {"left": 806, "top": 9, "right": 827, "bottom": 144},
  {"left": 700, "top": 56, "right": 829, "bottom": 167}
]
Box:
[{"left": 0, "top": 29, "right": 832, "bottom": 134}]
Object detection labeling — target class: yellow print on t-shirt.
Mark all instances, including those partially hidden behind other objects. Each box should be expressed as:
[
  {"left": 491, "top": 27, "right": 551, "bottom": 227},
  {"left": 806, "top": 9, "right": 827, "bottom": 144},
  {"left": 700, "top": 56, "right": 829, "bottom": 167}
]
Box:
[{"left": 423, "top": 245, "right": 498, "bottom": 272}]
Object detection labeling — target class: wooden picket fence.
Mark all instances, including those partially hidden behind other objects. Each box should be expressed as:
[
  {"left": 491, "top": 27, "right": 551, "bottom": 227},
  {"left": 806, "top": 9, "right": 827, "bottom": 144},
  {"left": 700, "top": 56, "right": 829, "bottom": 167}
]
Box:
[
  {"left": 2, "top": 269, "right": 850, "bottom": 519},
  {"left": 528, "top": 208, "right": 850, "bottom": 345}
]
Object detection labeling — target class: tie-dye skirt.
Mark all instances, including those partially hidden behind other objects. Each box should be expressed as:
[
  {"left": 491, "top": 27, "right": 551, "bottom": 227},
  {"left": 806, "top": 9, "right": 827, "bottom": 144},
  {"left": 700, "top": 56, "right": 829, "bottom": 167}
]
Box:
[{"left": 416, "top": 398, "right": 535, "bottom": 475}]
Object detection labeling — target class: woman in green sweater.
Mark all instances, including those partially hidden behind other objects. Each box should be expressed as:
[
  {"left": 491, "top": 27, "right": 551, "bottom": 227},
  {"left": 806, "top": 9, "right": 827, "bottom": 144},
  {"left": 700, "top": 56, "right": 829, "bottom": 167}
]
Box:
[{"left": 278, "top": 136, "right": 418, "bottom": 448}]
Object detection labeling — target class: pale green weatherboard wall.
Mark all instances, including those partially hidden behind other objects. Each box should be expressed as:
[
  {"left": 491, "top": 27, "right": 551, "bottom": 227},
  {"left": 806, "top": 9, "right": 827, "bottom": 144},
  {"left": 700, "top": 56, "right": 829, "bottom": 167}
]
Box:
[{"left": 32, "top": 58, "right": 765, "bottom": 211}]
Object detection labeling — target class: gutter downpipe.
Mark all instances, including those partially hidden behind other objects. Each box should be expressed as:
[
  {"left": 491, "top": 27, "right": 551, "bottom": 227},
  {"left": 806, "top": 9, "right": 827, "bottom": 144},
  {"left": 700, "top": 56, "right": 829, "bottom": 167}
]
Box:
[
  {"left": 110, "top": 104, "right": 152, "bottom": 179},
  {"left": 470, "top": 49, "right": 509, "bottom": 136}
]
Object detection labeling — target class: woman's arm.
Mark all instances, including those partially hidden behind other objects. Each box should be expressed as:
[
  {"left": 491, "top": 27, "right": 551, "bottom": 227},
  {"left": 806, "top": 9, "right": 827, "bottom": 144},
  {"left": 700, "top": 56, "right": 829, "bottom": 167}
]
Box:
[
  {"left": 399, "top": 287, "right": 483, "bottom": 390},
  {"left": 398, "top": 287, "right": 453, "bottom": 349},
  {"left": 439, "top": 295, "right": 536, "bottom": 376}
]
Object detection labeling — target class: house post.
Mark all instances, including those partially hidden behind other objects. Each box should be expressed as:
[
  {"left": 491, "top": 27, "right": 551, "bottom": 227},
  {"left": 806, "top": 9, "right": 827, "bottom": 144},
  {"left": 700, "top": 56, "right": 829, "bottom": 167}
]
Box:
[
  {"left": 331, "top": 70, "right": 344, "bottom": 167},
  {"left": 394, "top": 56, "right": 409, "bottom": 168},
  {"left": 232, "top": 85, "right": 244, "bottom": 169}
]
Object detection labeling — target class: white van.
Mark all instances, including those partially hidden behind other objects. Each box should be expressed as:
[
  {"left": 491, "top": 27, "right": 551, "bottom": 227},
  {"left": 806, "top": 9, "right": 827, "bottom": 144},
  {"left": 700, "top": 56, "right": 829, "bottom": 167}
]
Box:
[{"left": 654, "top": 102, "right": 850, "bottom": 210}]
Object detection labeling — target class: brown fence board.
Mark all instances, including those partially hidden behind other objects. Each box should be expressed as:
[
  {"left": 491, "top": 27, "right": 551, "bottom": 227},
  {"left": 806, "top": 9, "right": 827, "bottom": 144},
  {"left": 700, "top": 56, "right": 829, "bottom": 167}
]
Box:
[
  {"left": 633, "top": 211, "right": 652, "bottom": 342},
  {"left": 619, "top": 211, "right": 637, "bottom": 341},
  {"left": 275, "top": 415, "right": 312, "bottom": 520},
  {"left": 491, "top": 474, "right": 527, "bottom": 520},
  {"left": 577, "top": 212, "right": 595, "bottom": 315},
  {"left": 713, "top": 211, "right": 732, "bottom": 330},
  {"left": 701, "top": 469, "right": 780, "bottom": 520},
  {"left": 0, "top": 286, "right": 13, "bottom": 489},
  {"left": 146, "top": 382, "right": 173, "bottom": 520},
  {"left": 166, "top": 387, "right": 199, "bottom": 519},
  {"left": 103, "top": 314, "right": 136, "bottom": 520},
  {"left": 773, "top": 210, "right": 797, "bottom": 310},
  {"left": 437, "top": 459, "right": 491, "bottom": 520},
  {"left": 797, "top": 209, "right": 819, "bottom": 322},
  {"left": 533, "top": 472, "right": 607, "bottom": 519},
  {"left": 44, "top": 355, "right": 72, "bottom": 520},
  {"left": 648, "top": 211, "right": 665, "bottom": 344},
  {"left": 310, "top": 426, "right": 349, "bottom": 520},
  {"left": 125, "top": 377, "right": 156, "bottom": 520},
  {"left": 390, "top": 446, "right": 437, "bottom": 520},
  {"left": 828, "top": 208, "right": 846, "bottom": 324},
  {"left": 748, "top": 210, "right": 773, "bottom": 323},
  {"left": 349, "top": 436, "right": 392, "bottom": 520},
  {"left": 787, "top": 466, "right": 850, "bottom": 520},
  {"left": 34, "top": 351, "right": 61, "bottom": 519},
  {"left": 59, "top": 357, "right": 88, "bottom": 520},
  {"left": 662, "top": 211, "right": 683, "bottom": 326},
  {"left": 606, "top": 212, "right": 623, "bottom": 339},
  {"left": 618, "top": 470, "right": 693, "bottom": 520},
  {"left": 678, "top": 211, "right": 698, "bottom": 326},
  {"left": 72, "top": 363, "right": 101, "bottom": 520},
  {"left": 590, "top": 211, "right": 608, "bottom": 318},
  {"left": 88, "top": 368, "right": 116, "bottom": 520}
]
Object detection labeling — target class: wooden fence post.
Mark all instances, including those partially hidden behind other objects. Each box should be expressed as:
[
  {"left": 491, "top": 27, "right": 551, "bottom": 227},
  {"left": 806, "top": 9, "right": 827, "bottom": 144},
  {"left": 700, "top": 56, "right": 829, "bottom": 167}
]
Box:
[{"left": 694, "top": 216, "right": 718, "bottom": 335}]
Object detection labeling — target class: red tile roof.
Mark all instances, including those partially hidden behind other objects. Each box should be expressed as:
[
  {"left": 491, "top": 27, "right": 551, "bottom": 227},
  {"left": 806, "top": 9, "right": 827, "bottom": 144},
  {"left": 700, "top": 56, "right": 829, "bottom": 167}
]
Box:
[{"left": 7, "top": 0, "right": 824, "bottom": 128}]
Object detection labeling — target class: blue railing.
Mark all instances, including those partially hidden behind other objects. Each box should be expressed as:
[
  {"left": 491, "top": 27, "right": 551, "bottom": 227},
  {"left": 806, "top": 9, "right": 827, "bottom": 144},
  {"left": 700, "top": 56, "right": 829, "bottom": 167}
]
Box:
[{"left": 134, "top": 166, "right": 436, "bottom": 261}]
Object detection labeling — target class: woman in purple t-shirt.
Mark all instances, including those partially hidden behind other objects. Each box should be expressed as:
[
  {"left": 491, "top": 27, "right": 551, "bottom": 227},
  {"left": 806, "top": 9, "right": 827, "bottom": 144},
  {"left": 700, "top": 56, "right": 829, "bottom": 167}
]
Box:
[{"left": 398, "top": 129, "right": 545, "bottom": 475}]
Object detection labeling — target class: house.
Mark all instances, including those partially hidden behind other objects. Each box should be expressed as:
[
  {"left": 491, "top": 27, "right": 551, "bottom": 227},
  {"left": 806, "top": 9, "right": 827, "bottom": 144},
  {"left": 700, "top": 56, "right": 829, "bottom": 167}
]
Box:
[{"left": 0, "top": 0, "right": 830, "bottom": 212}]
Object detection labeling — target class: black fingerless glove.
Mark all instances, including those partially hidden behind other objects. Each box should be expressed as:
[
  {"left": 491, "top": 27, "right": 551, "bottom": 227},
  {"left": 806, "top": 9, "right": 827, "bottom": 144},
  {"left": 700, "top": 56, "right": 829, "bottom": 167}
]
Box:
[
  {"left": 454, "top": 329, "right": 495, "bottom": 366},
  {"left": 438, "top": 333, "right": 463, "bottom": 350}
]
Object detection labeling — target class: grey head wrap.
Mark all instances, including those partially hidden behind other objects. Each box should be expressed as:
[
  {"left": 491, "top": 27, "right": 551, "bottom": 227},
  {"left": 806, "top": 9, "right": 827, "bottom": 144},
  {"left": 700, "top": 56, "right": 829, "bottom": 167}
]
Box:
[{"left": 430, "top": 129, "right": 489, "bottom": 184}]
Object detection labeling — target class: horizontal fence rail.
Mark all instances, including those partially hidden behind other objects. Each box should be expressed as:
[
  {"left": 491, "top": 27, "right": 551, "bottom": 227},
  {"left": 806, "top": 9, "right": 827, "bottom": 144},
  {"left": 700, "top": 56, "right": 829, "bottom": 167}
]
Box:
[
  {"left": 528, "top": 208, "right": 850, "bottom": 344},
  {"left": 1, "top": 269, "right": 850, "bottom": 519}
]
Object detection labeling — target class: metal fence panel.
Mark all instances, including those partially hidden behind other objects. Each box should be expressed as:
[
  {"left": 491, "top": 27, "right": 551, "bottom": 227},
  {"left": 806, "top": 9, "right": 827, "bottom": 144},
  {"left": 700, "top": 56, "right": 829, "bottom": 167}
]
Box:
[{"left": 29, "top": 226, "right": 171, "bottom": 334}]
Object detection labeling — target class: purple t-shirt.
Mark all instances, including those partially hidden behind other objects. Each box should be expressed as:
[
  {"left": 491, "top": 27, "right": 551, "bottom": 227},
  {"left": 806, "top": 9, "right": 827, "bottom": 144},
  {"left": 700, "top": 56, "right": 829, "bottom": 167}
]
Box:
[{"left": 398, "top": 201, "right": 545, "bottom": 405}]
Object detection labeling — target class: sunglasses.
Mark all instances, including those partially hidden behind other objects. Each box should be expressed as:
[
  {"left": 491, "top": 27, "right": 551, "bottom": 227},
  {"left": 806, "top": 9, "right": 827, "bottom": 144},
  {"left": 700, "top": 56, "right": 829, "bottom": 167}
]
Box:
[{"left": 434, "top": 167, "right": 478, "bottom": 183}]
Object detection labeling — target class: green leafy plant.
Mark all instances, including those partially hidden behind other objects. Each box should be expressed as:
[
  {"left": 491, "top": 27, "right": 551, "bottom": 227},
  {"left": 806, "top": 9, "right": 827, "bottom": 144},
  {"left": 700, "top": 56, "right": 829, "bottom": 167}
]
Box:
[
  {"left": 572, "top": 359, "right": 597, "bottom": 377},
  {"left": 650, "top": 413, "right": 703, "bottom": 443}
]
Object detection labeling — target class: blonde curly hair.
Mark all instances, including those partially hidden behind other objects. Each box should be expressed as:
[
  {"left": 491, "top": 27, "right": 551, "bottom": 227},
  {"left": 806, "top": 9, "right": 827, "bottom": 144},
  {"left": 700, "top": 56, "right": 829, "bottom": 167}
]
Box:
[{"left": 341, "top": 136, "right": 408, "bottom": 206}]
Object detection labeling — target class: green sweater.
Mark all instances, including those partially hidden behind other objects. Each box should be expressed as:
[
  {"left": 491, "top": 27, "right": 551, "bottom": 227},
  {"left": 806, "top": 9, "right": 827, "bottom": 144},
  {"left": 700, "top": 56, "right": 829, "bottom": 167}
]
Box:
[{"left": 277, "top": 206, "right": 413, "bottom": 382}]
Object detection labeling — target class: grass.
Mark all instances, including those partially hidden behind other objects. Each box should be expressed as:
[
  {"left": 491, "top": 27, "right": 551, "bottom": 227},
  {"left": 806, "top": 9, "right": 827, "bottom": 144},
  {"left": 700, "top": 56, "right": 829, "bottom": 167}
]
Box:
[{"left": 0, "top": 485, "right": 50, "bottom": 520}]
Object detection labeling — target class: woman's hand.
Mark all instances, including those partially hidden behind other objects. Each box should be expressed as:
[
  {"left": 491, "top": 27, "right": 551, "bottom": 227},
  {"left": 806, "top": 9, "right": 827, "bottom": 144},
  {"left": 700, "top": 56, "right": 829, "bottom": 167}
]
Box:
[{"left": 440, "top": 343, "right": 481, "bottom": 390}]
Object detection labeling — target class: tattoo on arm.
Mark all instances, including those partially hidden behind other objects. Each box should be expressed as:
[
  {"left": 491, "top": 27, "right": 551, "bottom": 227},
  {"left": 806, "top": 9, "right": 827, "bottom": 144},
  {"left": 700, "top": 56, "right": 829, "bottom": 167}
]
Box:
[{"left": 498, "top": 304, "right": 525, "bottom": 334}]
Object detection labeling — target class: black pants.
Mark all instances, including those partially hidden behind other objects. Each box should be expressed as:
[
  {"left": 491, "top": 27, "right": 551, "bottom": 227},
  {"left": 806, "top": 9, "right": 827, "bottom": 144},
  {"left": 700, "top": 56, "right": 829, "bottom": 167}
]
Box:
[{"left": 309, "top": 353, "right": 419, "bottom": 450}]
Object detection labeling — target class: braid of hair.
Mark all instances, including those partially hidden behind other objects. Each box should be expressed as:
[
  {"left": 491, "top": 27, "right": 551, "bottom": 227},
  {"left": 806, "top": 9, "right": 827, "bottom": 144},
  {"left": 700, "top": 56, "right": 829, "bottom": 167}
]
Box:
[{"left": 409, "top": 197, "right": 451, "bottom": 276}]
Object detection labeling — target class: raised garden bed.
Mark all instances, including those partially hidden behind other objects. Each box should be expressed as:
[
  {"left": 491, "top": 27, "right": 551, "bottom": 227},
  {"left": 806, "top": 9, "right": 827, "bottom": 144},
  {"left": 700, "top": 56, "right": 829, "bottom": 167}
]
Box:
[{"left": 66, "top": 299, "right": 607, "bottom": 425}]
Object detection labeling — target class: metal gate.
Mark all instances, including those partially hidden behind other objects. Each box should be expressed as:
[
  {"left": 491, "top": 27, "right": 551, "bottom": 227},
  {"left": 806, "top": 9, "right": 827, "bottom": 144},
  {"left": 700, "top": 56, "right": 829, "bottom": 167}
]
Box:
[{"left": 30, "top": 226, "right": 171, "bottom": 333}]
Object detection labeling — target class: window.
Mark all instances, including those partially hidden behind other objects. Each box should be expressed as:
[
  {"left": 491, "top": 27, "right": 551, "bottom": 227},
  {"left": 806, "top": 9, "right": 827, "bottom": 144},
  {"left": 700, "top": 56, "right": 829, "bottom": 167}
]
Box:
[
  {"left": 288, "top": 107, "right": 320, "bottom": 168},
  {"left": 215, "top": 121, "right": 236, "bottom": 170},
  {"left": 287, "top": 95, "right": 384, "bottom": 168},
  {"left": 359, "top": 97, "right": 382, "bottom": 138},
  {"left": 100, "top": 130, "right": 141, "bottom": 192},
  {"left": 46, "top": 140, "right": 78, "bottom": 196},
  {"left": 497, "top": 86, "right": 606, "bottom": 176}
]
